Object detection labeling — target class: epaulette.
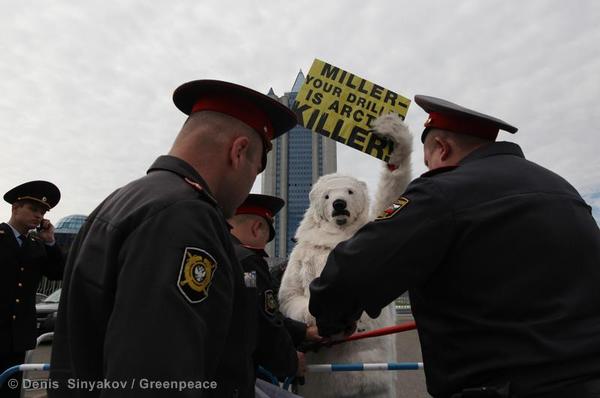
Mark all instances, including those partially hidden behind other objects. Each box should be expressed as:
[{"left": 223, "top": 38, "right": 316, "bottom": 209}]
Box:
[
  {"left": 184, "top": 177, "right": 218, "bottom": 207},
  {"left": 420, "top": 166, "right": 458, "bottom": 178}
]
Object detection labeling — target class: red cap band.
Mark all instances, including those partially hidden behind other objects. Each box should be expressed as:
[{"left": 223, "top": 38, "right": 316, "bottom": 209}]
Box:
[
  {"left": 191, "top": 93, "right": 274, "bottom": 143},
  {"left": 425, "top": 112, "right": 498, "bottom": 140},
  {"left": 235, "top": 205, "right": 273, "bottom": 223}
]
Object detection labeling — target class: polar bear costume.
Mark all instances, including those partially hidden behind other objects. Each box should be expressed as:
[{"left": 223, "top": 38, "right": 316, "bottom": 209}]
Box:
[{"left": 278, "top": 114, "right": 413, "bottom": 398}]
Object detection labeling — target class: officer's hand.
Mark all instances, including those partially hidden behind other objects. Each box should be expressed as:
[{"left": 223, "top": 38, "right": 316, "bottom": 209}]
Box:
[
  {"left": 342, "top": 321, "right": 357, "bottom": 337},
  {"left": 305, "top": 325, "right": 323, "bottom": 342},
  {"left": 327, "top": 321, "right": 357, "bottom": 340},
  {"left": 296, "top": 352, "right": 306, "bottom": 377},
  {"left": 37, "top": 219, "right": 56, "bottom": 244}
]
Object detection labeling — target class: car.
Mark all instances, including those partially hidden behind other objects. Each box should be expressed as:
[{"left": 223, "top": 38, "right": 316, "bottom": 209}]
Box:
[
  {"left": 35, "top": 292, "right": 47, "bottom": 304},
  {"left": 35, "top": 288, "right": 61, "bottom": 336}
]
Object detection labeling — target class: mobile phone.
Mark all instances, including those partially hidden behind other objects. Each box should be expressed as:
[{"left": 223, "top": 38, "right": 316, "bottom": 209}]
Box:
[{"left": 37, "top": 219, "right": 47, "bottom": 232}]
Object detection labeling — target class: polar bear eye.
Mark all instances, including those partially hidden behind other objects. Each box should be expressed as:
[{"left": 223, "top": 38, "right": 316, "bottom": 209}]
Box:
[
  {"left": 325, "top": 195, "right": 329, "bottom": 200},
  {"left": 348, "top": 190, "right": 354, "bottom": 195}
]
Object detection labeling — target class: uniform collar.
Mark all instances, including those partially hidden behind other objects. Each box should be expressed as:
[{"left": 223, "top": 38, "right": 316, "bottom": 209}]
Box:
[
  {"left": 6, "top": 222, "right": 21, "bottom": 240},
  {"left": 147, "top": 155, "right": 217, "bottom": 204},
  {"left": 420, "top": 142, "right": 524, "bottom": 178},
  {"left": 230, "top": 235, "right": 268, "bottom": 257},
  {"left": 242, "top": 245, "right": 268, "bottom": 257},
  {"left": 459, "top": 141, "right": 524, "bottom": 165}
]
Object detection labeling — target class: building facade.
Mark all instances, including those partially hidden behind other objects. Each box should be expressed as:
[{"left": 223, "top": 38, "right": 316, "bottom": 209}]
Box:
[
  {"left": 37, "top": 214, "right": 87, "bottom": 295},
  {"left": 262, "top": 71, "right": 337, "bottom": 257}
]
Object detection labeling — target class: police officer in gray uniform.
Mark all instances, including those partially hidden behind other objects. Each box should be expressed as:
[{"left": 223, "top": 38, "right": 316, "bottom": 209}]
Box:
[
  {"left": 1, "top": 180, "right": 63, "bottom": 398},
  {"left": 309, "top": 96, "right": 600, "bottom": 398},
  {"left": 49, "top": 80, "right": 296, "bottom": 398}
]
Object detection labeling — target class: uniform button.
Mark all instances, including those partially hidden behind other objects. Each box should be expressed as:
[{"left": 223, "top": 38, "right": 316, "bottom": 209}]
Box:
[
  {"left": 20, "top": 267, "right": 24, "bottom": 271},
  {"left": 18, "top": 283, "right": 22, "bottom": 287},
  {"left": 16, "top": 299, "right": 20, "bottom": 303},
  {"left": 12, "top": 315, "right": 16, "bottom": 320}
]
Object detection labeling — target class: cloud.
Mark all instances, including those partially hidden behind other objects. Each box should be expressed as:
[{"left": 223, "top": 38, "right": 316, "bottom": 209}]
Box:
[{"left": 1, "top": 0, "right": 599, "bottom": 226}]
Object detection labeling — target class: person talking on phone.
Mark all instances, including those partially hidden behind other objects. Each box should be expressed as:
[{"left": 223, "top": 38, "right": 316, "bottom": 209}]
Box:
[{"left": 0, "top": 180, "right": 64, "bottom": 398}]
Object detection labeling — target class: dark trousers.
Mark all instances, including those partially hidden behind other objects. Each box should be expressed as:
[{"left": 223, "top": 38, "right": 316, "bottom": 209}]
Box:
[{"left": 0, "top": 351, "right": 25, "bottom": 398}]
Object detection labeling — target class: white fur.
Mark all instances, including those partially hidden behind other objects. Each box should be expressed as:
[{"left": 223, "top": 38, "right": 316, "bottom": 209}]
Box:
[
  {"left": 370, "top": 113, "right": 414, "bottom": 219},
  {"left": 278, "top": 114, "right": 414, "bottom": 398}
]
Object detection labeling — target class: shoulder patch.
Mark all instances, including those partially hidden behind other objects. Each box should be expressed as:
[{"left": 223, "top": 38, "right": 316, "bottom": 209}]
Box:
[
  {"left": 177, "top": 247, "right": 218, "bottom": 304},
  {"left": 375, "top": 197, "right": 410, "bottom": 221},
  {"left": 264, "top": 289, "right": 278, "bottom": 315}
]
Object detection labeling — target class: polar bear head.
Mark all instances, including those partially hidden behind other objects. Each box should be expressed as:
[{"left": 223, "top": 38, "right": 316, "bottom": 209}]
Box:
[{"left": 295, "top": 173, "right": 370, "bottom": 245}]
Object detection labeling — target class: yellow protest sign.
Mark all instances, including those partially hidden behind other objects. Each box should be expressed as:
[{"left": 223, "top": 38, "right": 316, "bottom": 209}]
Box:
[{"left": 292, "top": 59, "right": 411, "bottom": 162}]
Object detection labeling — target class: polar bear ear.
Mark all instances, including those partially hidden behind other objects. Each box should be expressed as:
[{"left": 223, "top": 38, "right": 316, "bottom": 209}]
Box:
[{"left": 358, "top": 180, "right": 368, "bottom": 193}]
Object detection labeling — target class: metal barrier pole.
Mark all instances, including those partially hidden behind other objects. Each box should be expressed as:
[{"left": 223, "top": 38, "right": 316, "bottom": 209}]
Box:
[
  {"left": 307, "top": 362, "right": 424, "bottom": 373},
  {"left": 1, "top": 364, "right": 50, "bottom": 386}
]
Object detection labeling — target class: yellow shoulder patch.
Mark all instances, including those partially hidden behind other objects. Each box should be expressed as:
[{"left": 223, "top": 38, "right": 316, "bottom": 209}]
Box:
[
  {"left": 177, "top": 247, "right": 218, "bottom": 304},
  {"left": 375, "top": 197, "right": 410, "bottom": 221}
]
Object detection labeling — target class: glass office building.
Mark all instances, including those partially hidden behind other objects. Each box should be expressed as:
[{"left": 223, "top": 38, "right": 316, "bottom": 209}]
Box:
[
  {"left": 262, "top": 71, "right": 337, "bottom": 257},
  {"left": 54, "top": 214, "right": 86, "bottom": 253},
  {"left": 37, "top": 214, "right": 87, "bottom": 295}
]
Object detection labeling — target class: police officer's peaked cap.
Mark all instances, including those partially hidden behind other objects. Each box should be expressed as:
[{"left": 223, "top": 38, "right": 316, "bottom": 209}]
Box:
[
  {"left": 173, "top": 79, "right": 297, "bottom": 146},
  {"left": 4, "top": 180, "right": 60, "bottom": 210},
  {"left": 235, "top": 194, "right": 285, "bottom": 242},
  {"left": 414, "top": 95, "right": 518, "bottom": 143}
]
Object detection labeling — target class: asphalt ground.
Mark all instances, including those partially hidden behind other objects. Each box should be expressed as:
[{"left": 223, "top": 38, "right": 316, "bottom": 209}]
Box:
[{"left": 19, "top": 314, "right": 430, "bottom": 398}]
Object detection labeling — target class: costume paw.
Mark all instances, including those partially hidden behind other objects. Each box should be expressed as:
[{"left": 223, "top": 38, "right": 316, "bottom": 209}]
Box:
[{"left": 372, "top": 113, "right": 413, "bottom": 167}]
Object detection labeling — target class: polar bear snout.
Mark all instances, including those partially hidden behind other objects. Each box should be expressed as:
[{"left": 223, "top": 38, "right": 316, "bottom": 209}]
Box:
[
  {"left": 331, "top": 199, "right": 351, "bottom": 225},
  {"left": 332, "top": 198, "right": 347, "bottom": 211}
]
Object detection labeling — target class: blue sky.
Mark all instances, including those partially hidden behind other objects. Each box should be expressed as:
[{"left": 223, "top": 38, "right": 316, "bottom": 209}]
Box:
[{"left": 1, "top": 0, "right": 599, "bottom": 225}]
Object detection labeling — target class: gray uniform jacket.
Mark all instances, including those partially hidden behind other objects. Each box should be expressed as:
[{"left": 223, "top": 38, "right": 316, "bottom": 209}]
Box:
[{"left": 49, "top": 155, "right": 255, "bottom": 398}]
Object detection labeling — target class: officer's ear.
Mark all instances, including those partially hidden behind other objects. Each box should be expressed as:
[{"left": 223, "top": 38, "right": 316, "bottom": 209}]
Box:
[
  {"left": 435, "top": 136, "right": 452, "bottom": 161},
  {"left": 229, "top": 136, "right": 251, "bottom": 170},
  {"left": 249, "top": 219, "right": 260, "bottom": 238}
]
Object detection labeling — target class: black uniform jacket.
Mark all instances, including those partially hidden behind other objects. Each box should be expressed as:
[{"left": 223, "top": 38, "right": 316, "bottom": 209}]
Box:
[
  {"left": 232, "top": 241, "right": 298, "bottom": 378},
  {"left": 49, "top": 156, "right": 255, "bottom": 398},
  {"left": 309, "top": 142, "right": 600, "bottom": 397},
  {"left": 0, "top": 223, "right": 63, "bottom": 352}
]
